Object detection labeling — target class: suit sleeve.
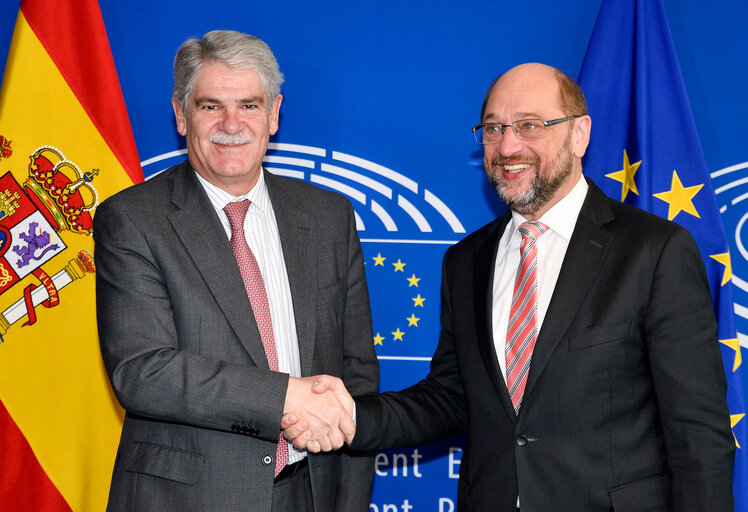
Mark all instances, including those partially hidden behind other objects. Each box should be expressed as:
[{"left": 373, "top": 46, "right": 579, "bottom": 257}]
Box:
[
  {"left": 645, "top": 226, "right": 735, "bottom": 509},
  {"left": 94, "top": 197, "right": 288, "bottom": 441},
  {"left": 333, "top": 199, "right": 380, "bottom": 512},
  {"left": 351, "top": 246, "right": 468, "bottom": 451}
]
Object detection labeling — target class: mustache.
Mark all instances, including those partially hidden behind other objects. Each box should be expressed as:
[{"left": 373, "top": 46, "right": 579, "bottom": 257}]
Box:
[
  {"left": 209, "top": 132, "right": 252, "bottom": 145},
  {"left": 490, "top": 153, "right": 539, "bottom": 167}
]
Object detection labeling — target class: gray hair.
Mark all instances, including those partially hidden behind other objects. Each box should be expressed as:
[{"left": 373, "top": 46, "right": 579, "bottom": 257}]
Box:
[{"left": 173, "top": 30, "right": 284, "bottom": 112}]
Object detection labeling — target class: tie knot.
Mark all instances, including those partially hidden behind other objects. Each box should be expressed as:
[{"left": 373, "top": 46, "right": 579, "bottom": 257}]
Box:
[
  {"left": 224, "top": 200, "right": 251, "bottom": 233},
  {"left": 518, "top": 221, "right": 547, "bottom": 242}
]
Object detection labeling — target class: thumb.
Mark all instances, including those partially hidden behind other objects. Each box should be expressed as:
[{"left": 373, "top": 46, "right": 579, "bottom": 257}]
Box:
[{"left": 312, "top": 378, "right": 335, "bottom": 393}]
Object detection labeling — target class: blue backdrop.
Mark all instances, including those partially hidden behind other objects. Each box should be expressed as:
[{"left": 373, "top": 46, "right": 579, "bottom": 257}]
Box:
[{"left": 2, "top": 1, "right": 745, "bottom": 508}]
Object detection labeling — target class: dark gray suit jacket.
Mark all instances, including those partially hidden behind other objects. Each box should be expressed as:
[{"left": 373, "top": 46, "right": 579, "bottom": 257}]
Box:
[
  {"left": 94, "top": 161, "right": 379, "bottom": 511},
  {"left": 352, "top": 179, "right": 734, "bottom": 511}
]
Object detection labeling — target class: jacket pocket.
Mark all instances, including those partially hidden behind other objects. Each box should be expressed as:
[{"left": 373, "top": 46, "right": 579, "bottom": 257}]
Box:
[
  {"left": 568, "top": 320, "right": 631, "bottom": 351},
  {"left": 124, "top": 441, "right": 204, "bottom": 485},
  {"left": 608, "top": 472, "right": 669, "bottom": 511}
]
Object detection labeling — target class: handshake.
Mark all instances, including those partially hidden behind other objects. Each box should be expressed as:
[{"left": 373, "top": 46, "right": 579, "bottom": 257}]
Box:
[{"left": 281, "top": 375, "right": 353, "bottom": 453}]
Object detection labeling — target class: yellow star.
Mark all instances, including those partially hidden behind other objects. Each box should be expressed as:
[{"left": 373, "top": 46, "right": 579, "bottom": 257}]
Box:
[
  {"left": 393, "top": 259, "right": 406, "bottom": 272},
  {"left": 710, "top": 252, "right": 733, "bottom": 287},
  {"left": 407, "top": 273, "right": 421, "bottom": 287},
  {"left": 606, "top": 149, "right": 641, "bottom": 201},
  {"left": 392, "top": 328, "right": 405, "bottom": 341},
  {"left": 412, "top": 294, "right": 426, "bottom": 307},
  {"left": 373, "top": 333, "right": 385, "bottom": 346},
  {"left": 720, "top": 337, "right": 742, "bottom": 372},
  {"left": 652, "top": 170, "right": 703, "bottom": 221},
  {"left": 372, "top": 253, "right": 386, "bottom": 266},
  {"left": 406, "top": 313, "right": 420, "bottom": 327},
  {"left": 731, "top": 413, "right": 745, "bottom": 448}
]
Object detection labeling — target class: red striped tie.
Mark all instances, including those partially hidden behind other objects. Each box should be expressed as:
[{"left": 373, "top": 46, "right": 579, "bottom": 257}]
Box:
[
  {"left": 506, "top": 221, "right": 547, "bottom": 414},
  {"left": 224, "top": 200, "right": 289, "bottom": 476}
]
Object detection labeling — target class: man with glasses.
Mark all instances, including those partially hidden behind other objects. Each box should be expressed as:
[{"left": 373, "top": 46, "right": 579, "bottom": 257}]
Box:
[{"left": 284, "top": 63, "right": 734, "bottom": 510}]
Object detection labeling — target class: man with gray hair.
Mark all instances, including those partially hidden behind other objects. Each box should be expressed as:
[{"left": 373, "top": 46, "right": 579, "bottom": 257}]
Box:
[{"left": 94, "top": 30, "right": 378, "bottom": 511}]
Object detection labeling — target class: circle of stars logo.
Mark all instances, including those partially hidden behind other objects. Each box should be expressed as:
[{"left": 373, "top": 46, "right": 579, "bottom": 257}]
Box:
[{"left": 368, "top": 252, "right": 425, "bottom": 347}]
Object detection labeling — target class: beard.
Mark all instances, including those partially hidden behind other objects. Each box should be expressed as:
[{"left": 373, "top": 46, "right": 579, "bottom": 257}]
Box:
[{"left": 487, "top": 130, "right": 574, "bottom": 216}]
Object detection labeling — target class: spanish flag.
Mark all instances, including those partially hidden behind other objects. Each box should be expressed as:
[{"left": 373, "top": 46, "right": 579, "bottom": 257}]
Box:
[{"left": 0, "top": 0, "right": 141, "bottom": 509}]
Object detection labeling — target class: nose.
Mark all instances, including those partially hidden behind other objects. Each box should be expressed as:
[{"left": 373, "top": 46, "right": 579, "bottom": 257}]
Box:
[
  {"left": 497, "top": 124, "right": 523, "bottom": 157},
  {"left": 220, "top": 107, "right": 242, "bottom": 133}
]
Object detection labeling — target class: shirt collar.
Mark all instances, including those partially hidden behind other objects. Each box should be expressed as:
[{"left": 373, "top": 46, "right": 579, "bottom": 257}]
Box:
[
  {"left": 509, "top": 174, "right": 588, "bottom": 241},
  {"left": 194, "top": 168, "right": 272, "bottom": 214}
]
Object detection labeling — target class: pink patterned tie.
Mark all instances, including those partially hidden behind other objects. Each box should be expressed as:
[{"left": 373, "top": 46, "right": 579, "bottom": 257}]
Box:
[
  {"left": 505, "top": 221, "right": 547, "bottom": 414},
  {"left": 224, "top": 200, "right": 289, "bottom": 476}
]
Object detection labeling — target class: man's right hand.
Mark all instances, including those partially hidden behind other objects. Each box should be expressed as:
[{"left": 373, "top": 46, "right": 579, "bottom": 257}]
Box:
[{"left": 282, "top": 375, "right": 354, "bottom": 452}]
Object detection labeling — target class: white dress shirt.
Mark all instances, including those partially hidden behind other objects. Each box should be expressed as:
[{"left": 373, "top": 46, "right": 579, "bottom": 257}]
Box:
[
  {"left": 492, "top": 176, "right": 588, "bottom": 381},
  {"left": 492, "top": 175, "right": 588, "bottom": 508},
  {"left": 196, "top": 169, "right": 305, "bottom": 461}
]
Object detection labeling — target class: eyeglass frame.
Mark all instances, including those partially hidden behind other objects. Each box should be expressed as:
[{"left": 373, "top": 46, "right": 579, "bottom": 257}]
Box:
[{"left": 471, "top": 115, "right": 581, "bottom": 144}]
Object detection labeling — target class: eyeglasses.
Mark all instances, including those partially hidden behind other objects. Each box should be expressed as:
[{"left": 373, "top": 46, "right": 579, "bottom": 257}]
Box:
[{"left": 472, "top": 115, "right": 580, "bottom": 144}]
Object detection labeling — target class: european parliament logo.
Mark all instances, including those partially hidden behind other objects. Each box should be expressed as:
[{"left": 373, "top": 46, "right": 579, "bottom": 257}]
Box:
[
  {"left": 141, "top": 143, "right": 465, "bottom": 238},
  {"left": 712, "top": 158, "right": 748, "bottom": 352}
]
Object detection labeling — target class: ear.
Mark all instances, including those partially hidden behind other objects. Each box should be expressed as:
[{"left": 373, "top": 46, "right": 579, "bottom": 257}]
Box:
[
  {"left": 268, "top": 94, "right": 283, "bottom": 136},
  {"left": 172, "top": 99, "right": 188, "bottom": 136},
  {"left": 571, "top": 115, "right": 591, "bottom": 158}
]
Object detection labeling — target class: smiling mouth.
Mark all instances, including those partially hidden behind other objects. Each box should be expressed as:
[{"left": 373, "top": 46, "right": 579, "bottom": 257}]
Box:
[
  {"left": 214, "top": 142, "right": 246, "bottom": 148},
  {"left": 503, "top": 163, "right": 531, "bottom": 173}
]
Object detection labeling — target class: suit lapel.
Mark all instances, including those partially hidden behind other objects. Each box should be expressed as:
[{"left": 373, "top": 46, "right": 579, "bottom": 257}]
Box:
[
  {"left": 265, "top": 171, "right": 317, "bottom": 376},
  {"left": 522, "top": 180, "right": 615, "bottom": 405},
  {"left": 474, "top": 212, "right": 518, "bottom": 421},
  {"left": 166, "top": 163, "right": 270, "bottom": 368}
]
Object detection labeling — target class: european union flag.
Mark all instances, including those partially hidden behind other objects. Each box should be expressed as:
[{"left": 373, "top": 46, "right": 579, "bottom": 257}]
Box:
[{"left": 578, "top": 0, "right": 747, "bottom": 506}]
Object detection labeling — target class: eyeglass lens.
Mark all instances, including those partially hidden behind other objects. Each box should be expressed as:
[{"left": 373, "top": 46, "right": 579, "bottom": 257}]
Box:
[{"left": 476, "top": 119, "right": 545, "bottom": 144}]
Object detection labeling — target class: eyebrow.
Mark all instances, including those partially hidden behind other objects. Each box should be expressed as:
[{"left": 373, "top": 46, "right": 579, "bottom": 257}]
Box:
[
  {"left": 193, "top": 95, "right": 266, "bottom": 106},
  {"left": 239, "top": 96, "right": 266, "bottom": 105},
  {"left": 484, "top": 112, "right": 545, "bottom": 123}
]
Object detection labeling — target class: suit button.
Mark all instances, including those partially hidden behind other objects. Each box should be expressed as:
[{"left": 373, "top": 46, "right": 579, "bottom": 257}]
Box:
[
  {"left": 247, "top": 428, "right": 259, "bottom": 436},
  {"left": 516, "top": 435, "right": 528, "bottom": 447},
  {"left": 262, "top": 455, "right": 273, "bottom": 465},
  {"left": 231, "top": 424, "right": 241, "bottom": 432}
]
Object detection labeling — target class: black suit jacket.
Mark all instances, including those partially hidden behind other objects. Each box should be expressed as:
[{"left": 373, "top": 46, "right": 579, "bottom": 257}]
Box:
[
  {"left": 353, "top": 179, "right": 734, "bottom": 511},
  {"left": 95, "top": 162, "right": 379, "bottom": 511}
]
